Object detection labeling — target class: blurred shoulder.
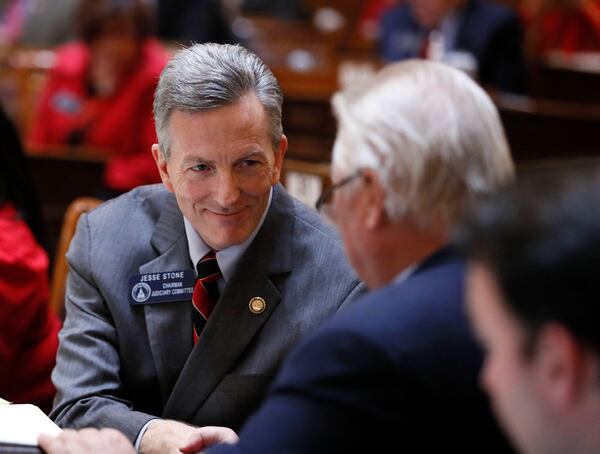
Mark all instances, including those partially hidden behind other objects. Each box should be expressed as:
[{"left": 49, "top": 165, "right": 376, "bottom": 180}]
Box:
[
  {"left": 470, "top": 0, "right": 520, "bottom": 23},
  {"left": 51, "top": 42, "right": 89, "bottom": 76},
  {"left": 0, "top": 203, "right": 48, "bottom": 275},
  {"left": 140, "top": 38, "right": 170, "bottom": 76}
]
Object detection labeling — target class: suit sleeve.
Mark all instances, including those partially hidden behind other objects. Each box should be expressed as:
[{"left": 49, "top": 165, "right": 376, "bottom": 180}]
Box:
[
  {"left": 205, "top": 323, "right": 402, "bottom": 453},
  {"left": 336, "top": 280, "right": 367, "bottom": 311},
  {"left": 50, "top": 213, "right": 155, "bottom": 442}
]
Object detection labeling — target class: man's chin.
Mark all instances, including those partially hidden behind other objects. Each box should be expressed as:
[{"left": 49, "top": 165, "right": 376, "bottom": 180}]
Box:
[{"left": 201, "top": 229, "right": 252, "bottom": 251}]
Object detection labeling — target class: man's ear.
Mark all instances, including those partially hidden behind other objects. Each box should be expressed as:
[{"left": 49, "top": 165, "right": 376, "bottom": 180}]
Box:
[
  {"left": 152, "top": 144, "right": 174, "bottom": 193},
  {"left": 360, "top": 169, "right": 386, "bottom": 230},
  {"left": 535, "top": 323, "right": 586, "bottom": 409},
  {"left": 271, "top": 134, "right": 288, "bottom": 185}
]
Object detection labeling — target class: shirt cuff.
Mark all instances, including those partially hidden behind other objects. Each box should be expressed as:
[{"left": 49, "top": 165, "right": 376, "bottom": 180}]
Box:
[{"left": 134, "top": 418, "right": 159, "bottom": 453}]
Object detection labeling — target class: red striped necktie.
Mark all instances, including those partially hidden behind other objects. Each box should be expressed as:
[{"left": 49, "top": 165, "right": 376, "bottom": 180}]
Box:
[{"left": 192, "top": 251, "right": 221, "bottom": 344}]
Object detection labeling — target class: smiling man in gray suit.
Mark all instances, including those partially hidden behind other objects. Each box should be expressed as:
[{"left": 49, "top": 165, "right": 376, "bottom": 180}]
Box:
[{"left": 50, "top": 43, "right": 362, "bottom": 454}]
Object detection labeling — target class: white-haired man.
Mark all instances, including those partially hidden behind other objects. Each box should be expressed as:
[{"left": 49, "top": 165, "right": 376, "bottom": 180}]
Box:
[{"left": 41, "top": 60, "right": 515, "bottom": 453}]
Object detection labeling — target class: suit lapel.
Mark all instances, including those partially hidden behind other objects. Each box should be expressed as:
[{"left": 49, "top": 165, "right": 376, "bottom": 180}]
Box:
[
  {"left": 140, "top": 194, "right": 195, "bottom": 406},
  {"left": 163, "top": 184, "right": 295, "bottom": 421}
]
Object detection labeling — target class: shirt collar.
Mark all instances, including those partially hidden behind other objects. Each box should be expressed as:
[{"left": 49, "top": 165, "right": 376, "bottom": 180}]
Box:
[
  {"left": 393, "top": 263, "right": 418, "bottom": 285},
  {"left": 439, "top": 7, "right": 463, "bottom": 50},
  {"left": 184, "top": 186, "right": 273, "bottom": 282}
]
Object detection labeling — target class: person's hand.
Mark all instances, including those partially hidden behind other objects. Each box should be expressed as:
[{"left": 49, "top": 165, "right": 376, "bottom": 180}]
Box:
[
  {"left": 140, "top": 419, "right": 199, "bottom": 454},
  {"left": 38, "top": 428, "right": 134, "bottom": 454},
  {"left": 179, "top": 426, "right": 239, "bottom": 453}
]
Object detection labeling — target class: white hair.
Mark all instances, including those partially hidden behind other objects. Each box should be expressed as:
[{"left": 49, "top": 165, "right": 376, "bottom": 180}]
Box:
[{"left": 331, "top": 59, "right": 514, "bottom": 226}]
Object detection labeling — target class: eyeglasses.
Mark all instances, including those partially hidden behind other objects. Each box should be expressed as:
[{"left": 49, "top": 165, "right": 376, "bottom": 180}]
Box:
[{"left": 315, "top": 170, "right": 364, "bottom": 214}]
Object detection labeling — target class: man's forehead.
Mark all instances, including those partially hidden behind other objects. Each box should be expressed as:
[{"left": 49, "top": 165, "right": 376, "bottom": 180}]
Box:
[
  {"left": 168, "top": 103, "right": 271, "bottom": 146},
  {"left": 171, "top": 92, "right": 266, "bottom": 119}
]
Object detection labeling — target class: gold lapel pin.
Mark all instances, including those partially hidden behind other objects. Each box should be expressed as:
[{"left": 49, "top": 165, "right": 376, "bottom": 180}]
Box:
[{"left": 249, "top": 297, "right": 266, "bottom": 314}]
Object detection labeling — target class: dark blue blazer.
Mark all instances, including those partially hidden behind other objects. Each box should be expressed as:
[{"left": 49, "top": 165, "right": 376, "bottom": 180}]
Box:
[
  {"left": 379, "top": 0, "right": 526, "bottom": 93},
  {"left": 207, "top": 248, "right": 514, "bottom": 453}
]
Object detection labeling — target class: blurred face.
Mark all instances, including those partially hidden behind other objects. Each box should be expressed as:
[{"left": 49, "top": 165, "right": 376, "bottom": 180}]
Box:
[
  {"left": 408, "top": 0, "right": 460, "bottom": 28},
  {"left": 153, "top": 94, "right": 286, "bottom": 251},
  {"left": 90, "top": 19, "right": 139, "bottom": 69},
  {"left": 326, "top": 133, "right": 372, "bottom": 284},
  {"left": 467, "top": 262, "right": 554, "bottom": 454}
]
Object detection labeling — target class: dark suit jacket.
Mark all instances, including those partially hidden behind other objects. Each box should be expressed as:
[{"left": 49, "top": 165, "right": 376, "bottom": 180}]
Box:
[
  {"left": 50, "top": 184, "right": 362, "bottom": 442},
  {"left": 207, "top": 248, "right": 514, "bottom": 453},
  {"left": 379, "top": 0, "right": 526, "bottom": 93}
]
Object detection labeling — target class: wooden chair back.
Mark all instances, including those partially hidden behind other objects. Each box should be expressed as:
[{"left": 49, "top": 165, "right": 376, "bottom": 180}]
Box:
[
  {"left": 49, "top": 197, "right": 102, "bottom": 318},
  {"left": 282, "top": 158, "right": 331, "bottom": 209}
]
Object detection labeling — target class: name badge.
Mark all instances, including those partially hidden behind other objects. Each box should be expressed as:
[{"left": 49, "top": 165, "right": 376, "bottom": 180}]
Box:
[
  {"left": 52, "top": 91, "right": 82, "bottom": 115},
  {"left": 128, "top": 270, "right": 195, "bottom": 305}
]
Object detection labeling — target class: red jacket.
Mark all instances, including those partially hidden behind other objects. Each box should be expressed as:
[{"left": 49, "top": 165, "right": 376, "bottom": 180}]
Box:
[
  {"left": 28, "top": 39, "right": 168, "bottom": 192},
  {"left": 524, "top": 0, "right": 600, "bottom": 55},
  {"left": 0, "top": 203, "right": 60, "bottom": 412}
]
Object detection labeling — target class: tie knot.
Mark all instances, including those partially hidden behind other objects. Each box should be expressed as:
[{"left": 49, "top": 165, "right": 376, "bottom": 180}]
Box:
[{"left": 196, "top": 251, "right": 221, "bottom": 281}]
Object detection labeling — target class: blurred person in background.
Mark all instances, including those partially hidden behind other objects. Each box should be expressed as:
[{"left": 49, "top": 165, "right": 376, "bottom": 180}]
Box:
[
  {"left": 378, "top": 0, "right": 527, "bottom": 93},
  {"left": 0, "top": 104, "right": 60, "bottom": 413},
  {"left": 521, "top": 0, "right": 600, "bottom": 57},
  {"left": 458, "top": 167, "right": 600, "bottom": 454},
  {"left": 357, "top": 0, "right": 400, "bottom": 43},
  {"left": 0, "top": 0, "right": 80, "bottom": 48},
  {"left": 156, "top": 0, "right": 235, "bottom": 48},
  {"left": 240, "top": 0, "right": 309, "bottom": 20},
  {"left": 27, "top": 0, "right": 168, "bottom": 197}
]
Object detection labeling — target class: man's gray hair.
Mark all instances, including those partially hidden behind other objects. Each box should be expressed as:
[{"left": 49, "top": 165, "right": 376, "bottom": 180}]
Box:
[
  {"left": 331, "top": 59, "right": 514, "bottom": 227},
  {"left": 154, "top": 43, "right": 283, "bottom": 158}
]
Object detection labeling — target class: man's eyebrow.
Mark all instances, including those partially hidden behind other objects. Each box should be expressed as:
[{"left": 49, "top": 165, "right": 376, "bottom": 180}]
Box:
[
  {"left": 181, "top": 156, "right": 216, "bottom": 166},
  {"left": 237, "top": 150, "right": 268, "bottom": 160}
]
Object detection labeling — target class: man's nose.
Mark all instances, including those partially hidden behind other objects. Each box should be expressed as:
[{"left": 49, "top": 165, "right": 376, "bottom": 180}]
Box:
[{"left": 214, "top": 171, "right": 241, "bottom": 209}]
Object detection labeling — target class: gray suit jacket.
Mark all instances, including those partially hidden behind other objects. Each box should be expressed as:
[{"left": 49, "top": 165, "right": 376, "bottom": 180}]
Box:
[{"left": 50, "top": 184, "right": 363, "bottom": 442}]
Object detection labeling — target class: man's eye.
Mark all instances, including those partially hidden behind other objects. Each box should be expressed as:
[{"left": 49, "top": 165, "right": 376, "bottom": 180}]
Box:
[
  {"left": 192, "top": 164, "right": 210, "bottom": 172},
  {"left": 240, "top": 159, "right": 259, "bottom": 168}
]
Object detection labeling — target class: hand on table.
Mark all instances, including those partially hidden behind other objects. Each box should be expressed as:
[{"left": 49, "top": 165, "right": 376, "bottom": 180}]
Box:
[
  {"left": 179, "top": 426, "right": 239, "bottom": 453},
  {"left": 38, "top": 428, "right": 134, "bottom": 454}
]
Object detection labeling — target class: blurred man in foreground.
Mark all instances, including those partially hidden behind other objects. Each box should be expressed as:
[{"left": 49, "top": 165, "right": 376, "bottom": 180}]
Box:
[{"left": 458, "top": 167, "right": 600, "bottom": 454}]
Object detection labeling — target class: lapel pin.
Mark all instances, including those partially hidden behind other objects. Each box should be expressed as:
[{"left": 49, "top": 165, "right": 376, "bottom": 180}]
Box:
[{"left": 249, "top": 297, "right": 266, "bottom": 314}]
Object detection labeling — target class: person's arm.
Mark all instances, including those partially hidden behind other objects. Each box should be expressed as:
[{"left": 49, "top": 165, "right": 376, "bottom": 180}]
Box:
[
  {"left": 36, "top": 425, "right": 233, "bottom": 454},
  {"left": 50, "top": 213, "right": 154, "bottom": 442},
  {"left": 198, "top": 320, "right": 396, "bottom": 453},
  {"left": 0, "top": 217, "right": 53, "bottom": 400}
]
